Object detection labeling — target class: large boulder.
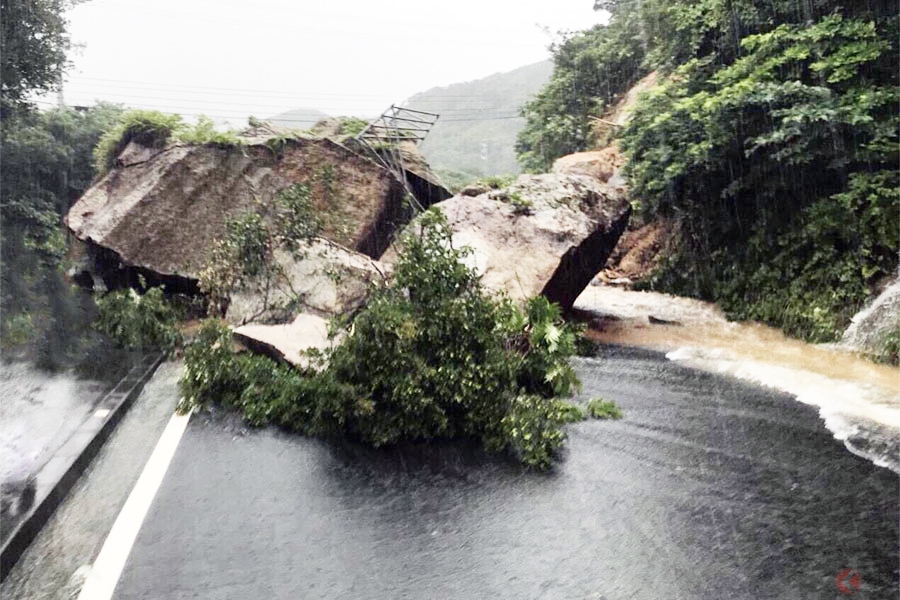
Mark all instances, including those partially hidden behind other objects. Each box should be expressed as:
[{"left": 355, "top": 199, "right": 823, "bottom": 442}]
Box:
[
  {"left": 66, "top": 135, "right": 450, "bottom": 289},
  {"left": 65, "top": 133, "right": 447, "bottom": 368},
  {"left": 225, "top": 238, "right": 389, "bottom": 326},
  {"left": 392, "top": 173, "right": 631, "bottom": 310},
  {"left": 842, "top": 277, "right": 900, "bottom": 357}
]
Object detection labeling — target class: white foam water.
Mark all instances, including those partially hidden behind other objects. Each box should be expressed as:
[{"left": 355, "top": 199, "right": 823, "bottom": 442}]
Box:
[
  {"left": 575, "top": 286, "right": 900, "bottom": 473},
  {"left": 666, "top": 346, "right": 900, "bottom": 473}
]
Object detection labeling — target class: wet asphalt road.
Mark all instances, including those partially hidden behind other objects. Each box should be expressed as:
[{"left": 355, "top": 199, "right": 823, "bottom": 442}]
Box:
[
  {"left": 108, "top": 346, "right": 898, "bottom": 600},
  {"left": 0, "top": 361, "right": 182, "bottom": 600}
]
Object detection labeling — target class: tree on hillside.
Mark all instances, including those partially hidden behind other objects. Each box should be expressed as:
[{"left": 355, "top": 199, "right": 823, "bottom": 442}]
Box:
[
  {"left": 622, "top": 12, "right": 898, "bottom": 340},
  {"left": 520, "top": 0, "right": 898, "bottom": 343},
  {"left": 0, "top": 0, "right": 75, "bottom": 114},
  {"left": 515, "top": 14, "right": 647, "bottom": 172},
  {"left": 0, "top": 0, "right": 129, "bottom": 352},
  {"left": 1, "top": 103, "right": 124, "bottom": 350}
]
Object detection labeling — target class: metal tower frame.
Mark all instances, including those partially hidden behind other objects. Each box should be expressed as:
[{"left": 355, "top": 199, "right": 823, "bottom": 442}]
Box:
[{"left": 355, "top": 105, "right": 440, "bottom": 211}]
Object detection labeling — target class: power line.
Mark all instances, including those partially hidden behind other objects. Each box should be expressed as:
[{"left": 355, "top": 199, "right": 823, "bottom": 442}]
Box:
[
  {"left": 61, "top": 88, "right": 522, "bottom": 116},
  {"left": 64, "top": 76, "right": 522, "bottom": 101},
  {"left": 31, "top": 100, "right": 522, "bottom": 124}
]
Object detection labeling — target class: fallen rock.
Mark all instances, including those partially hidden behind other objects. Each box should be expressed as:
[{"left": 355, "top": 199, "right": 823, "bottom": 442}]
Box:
[
  {"left": 233, "top": 313, "right": 337, "bottom": 368},
  {"left": 225, "top": 238, "right": 389, "bottom": 326},
  {"left": 392, "top": 173, "right": 630, "bottom": 310},
  {"left": 842, "top": 277, "right": 900, "bottom": 357},
  {"left": 66, "top": 134, "right": 450, "bottom": 289},
  {"left": 552, "top": 145, "right": 625, "bottom": 184}
]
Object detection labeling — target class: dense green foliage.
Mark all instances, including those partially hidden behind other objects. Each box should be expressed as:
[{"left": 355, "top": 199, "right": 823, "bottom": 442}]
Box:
[
  {"left": 181, "top": 211, "right": 601, "bottom": 469},
  {"left": 516, "top": 12, "right": 648, "bottom": 172},
  {"left": 0, "top": 0, "right": 72, "bottom": 114},
  {"left": 0, "top": 0, "right": 119, "bottom": 357},
  {"left": 94, "top": 284, "right": 182, "bottom": 354},
  {"left": 1, "top": 103, "right": 125, "bottom": 348},
  {"left": 873, "top": 325, "right": 900, "bottom": 365},
  {"left": 520, "top": 0, "right": 898, "bottom": 342},
  {"left": 622, "top": 12, "right": 898, "bottom": 341}
]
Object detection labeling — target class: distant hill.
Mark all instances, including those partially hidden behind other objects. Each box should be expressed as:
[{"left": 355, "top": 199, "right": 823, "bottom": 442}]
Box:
[
  {"left": 266, "top": 108, "right": 330, "bottom": 129},
  {"left": 404, "top": 61, "right": 553, "bottom": 178}
]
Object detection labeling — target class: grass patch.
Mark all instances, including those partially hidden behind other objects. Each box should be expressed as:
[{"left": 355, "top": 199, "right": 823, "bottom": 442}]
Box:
[
  {"left": 94, "top": 111, "right": 242, "bottom": 175},
  {"left": 93, "top": 110, "right": 181, "bottom": 174}
]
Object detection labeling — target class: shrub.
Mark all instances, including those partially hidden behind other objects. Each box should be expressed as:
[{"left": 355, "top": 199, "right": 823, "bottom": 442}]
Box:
[
  {"left": 199, "top": 211, "right": 279, "bottom": 316},
  {"left": 586, "top": 397, "right": 623, "bottom": 420},
  {"left": 177, "top": 116, "right": 241, "bottom": 147},
  {"left": 94, "top": 112, "right": 242, "bottom": 176},
  {"left": 873, "top": 324, "right": 900, "bottom": 366},
  {"left": 93, "top": 110, "right": 182, "bottom": 174},
  {"left": 276, "top": 182, "right": 321, "bottom": 252},
  {"left": 94, "top": 284, "right": 182, "bottom": 354},
  {"left": 555, "top": 400, "right": 587, "bottom": 423},
  {"left": 1, "top": 312, "right": 35, "bottom": 347},
  {"left": 496, "top": 395, "right": 570, "bottom": 470},
  {"left": 181, "top": 210, "right": 585, "bottom": 469}
]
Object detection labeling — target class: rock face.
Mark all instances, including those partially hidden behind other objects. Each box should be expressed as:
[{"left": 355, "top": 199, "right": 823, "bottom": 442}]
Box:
[
  {"left": 842, "top": 277, "right": 900, "bottom": 356},
  {"left": 225, "top": 239, "right": 389, "bottom": 326},
  {"left": 66, "top": 135, "right": 450, "bottom": 288},
  {"left": 397, "top": 173, "right": 630, "bottom": 310}
]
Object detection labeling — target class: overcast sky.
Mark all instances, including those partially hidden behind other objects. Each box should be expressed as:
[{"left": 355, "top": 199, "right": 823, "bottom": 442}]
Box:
[{"left": 44, "top": 0, "right": 605, "bottom": 126}]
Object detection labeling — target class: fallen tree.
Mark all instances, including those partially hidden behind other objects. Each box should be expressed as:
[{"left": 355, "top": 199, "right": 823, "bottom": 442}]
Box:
[{"left": 178, "top": 211, "right": 613, "bottom": 469}]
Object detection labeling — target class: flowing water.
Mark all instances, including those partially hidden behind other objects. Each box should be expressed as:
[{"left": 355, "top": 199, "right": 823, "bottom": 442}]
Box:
[
  {"left": 111, "top": 349, "right": 898, "bottom": 599},
  {"left": 575, "top": 285, "right": 900, "bottom": 474},
  {"left": 4, "top": 286, "right": 897, "bottom": 599},
  {"left": 0, "top": 346, "right": 137, "bottom": 542}
]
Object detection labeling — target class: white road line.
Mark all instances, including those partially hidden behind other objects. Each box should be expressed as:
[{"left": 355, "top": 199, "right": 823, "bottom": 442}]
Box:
[{"left": 78, "top": 410, "right": 192, "bottom": 600}]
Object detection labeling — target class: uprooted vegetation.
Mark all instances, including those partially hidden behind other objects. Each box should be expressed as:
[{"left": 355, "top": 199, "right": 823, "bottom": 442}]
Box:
[
  {"left": 179, "top": 211, "right": 611, "bottom": 469},
  {"left": 93, "top": 278, "right": 183, "bottom": 355}
]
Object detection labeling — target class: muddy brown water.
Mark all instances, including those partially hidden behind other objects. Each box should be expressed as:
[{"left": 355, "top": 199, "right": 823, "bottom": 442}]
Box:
[{"left": 576, "top": 285, "right": 900, "bottom": 473}]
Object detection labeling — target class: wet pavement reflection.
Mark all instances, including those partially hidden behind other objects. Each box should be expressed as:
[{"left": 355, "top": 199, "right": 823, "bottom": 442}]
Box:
[{"left": 112, "top": 347, "right": 898, "bottom": 599}]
